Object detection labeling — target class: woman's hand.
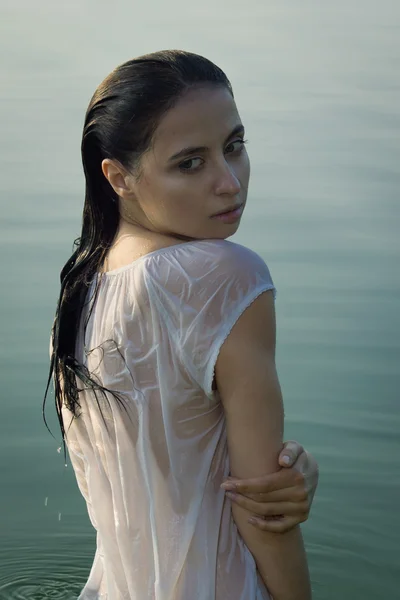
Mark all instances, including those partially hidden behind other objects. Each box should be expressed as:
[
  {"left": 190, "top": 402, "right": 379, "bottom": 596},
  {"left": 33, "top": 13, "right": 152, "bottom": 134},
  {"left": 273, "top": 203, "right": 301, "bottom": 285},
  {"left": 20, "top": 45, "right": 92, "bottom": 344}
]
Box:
[{"left": 221, "top": 440, "right": 319, "bottom": 533}]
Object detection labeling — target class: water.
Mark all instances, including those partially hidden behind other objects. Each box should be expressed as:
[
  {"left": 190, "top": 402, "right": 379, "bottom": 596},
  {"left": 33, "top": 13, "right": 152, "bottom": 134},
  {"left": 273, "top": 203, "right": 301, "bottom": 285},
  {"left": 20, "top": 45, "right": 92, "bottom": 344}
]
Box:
[{"left": 1, "top": 0, "right": 399, "bottom": 597}]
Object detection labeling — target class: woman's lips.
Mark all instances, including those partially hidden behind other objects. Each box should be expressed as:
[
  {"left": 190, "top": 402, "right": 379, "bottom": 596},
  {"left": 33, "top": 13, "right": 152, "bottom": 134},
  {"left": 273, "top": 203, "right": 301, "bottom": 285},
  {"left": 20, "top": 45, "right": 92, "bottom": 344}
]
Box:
[{"left": 211, "top": 204, "right": 244, "bottom": 224}]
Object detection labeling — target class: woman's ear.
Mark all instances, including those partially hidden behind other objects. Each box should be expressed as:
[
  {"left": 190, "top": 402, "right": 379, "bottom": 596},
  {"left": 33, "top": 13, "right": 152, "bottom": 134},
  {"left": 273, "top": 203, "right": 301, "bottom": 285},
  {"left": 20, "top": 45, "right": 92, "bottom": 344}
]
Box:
[{"left": 101, "top": 158, "right": 134, "bottom": 199}]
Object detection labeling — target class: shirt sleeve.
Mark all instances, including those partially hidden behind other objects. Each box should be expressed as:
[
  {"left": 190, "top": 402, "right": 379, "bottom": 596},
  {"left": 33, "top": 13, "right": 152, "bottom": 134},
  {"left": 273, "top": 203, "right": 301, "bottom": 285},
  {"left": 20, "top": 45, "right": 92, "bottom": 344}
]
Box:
[{"left": 176, "top": 241, "right": 277, "bottom": 397}]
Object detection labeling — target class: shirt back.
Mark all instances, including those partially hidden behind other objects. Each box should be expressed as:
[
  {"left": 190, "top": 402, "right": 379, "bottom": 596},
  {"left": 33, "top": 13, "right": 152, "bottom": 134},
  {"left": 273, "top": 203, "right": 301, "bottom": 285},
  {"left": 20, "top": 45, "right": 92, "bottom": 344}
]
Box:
[{"left": 61, "top": 239, "right": 276, "bottom": 600}]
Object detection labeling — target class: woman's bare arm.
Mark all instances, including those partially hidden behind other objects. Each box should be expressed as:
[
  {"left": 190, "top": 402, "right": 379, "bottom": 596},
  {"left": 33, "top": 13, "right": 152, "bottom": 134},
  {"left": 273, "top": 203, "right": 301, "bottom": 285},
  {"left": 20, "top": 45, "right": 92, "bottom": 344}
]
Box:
[{"left": 215, "top": 290, "right": 311, "bottom": 600}]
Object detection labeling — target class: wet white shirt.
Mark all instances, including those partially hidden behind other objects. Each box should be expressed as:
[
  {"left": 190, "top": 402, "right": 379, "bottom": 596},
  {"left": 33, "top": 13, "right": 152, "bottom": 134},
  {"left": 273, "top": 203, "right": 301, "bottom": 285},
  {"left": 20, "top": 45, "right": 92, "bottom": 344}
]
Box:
[{"left": 59, "top": 239, "right": 277, "bottom": 600}]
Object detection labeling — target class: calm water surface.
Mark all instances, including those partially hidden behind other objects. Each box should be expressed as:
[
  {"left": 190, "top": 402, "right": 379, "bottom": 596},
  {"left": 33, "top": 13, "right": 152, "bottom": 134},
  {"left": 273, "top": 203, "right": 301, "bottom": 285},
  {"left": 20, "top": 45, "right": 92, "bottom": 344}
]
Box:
[{"left": 1, "top": 1, "right": 399, "bottom": 598}]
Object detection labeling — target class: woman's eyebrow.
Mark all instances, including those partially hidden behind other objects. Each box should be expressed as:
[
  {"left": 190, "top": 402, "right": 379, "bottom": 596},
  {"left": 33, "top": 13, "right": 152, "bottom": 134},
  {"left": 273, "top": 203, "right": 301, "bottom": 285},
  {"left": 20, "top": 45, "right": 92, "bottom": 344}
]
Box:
[{"left": 168, "top": 124, "right": 245, "bottom": 162}]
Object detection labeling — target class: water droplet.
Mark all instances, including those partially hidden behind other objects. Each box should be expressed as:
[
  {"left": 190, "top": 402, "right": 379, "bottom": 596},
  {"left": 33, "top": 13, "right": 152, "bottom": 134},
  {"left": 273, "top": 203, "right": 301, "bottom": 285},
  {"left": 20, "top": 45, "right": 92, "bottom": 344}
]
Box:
[
  {"left": 58, "top": 513, "right": 61, "bottom": 521},
  {"left": 44, "top": 497, "right": 48, "bottom": 507}
]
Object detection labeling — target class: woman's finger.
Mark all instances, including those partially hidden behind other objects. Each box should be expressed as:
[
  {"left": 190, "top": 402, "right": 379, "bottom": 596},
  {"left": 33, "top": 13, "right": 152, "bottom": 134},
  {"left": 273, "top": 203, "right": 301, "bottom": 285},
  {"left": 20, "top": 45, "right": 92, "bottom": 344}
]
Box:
[
  {"left": 292, "top": 450, "right": 319, "bottom": 504},
  {"left": 279, "top": 440, "right": 305, "bottom": 467},
  {"left": 226, "top": 493, "right": 309, "bottom": 518},
  {"left": 240, "top": 485, "right": 309, "bottom": 504},
  {"left": 222, "top": 468, "right": 303, "bottom": 495},
  {"left": 248, "top": 514, "right": 308, "bottom": 534}
]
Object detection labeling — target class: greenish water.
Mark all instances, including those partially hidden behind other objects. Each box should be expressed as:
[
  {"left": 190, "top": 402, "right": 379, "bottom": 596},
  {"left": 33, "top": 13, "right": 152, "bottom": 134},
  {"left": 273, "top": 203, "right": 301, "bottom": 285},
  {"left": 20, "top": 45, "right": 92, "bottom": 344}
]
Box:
[{"left": 1, "top": 1, "right": 399, "bottom": 598}]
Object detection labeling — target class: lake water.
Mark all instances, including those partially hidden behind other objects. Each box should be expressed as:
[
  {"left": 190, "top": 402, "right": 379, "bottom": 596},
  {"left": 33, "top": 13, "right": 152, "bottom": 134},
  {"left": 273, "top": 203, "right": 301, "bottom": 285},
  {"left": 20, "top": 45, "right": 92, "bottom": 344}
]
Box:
[{"left": 1, "top": 0, "right": 399, "bottom": 598}]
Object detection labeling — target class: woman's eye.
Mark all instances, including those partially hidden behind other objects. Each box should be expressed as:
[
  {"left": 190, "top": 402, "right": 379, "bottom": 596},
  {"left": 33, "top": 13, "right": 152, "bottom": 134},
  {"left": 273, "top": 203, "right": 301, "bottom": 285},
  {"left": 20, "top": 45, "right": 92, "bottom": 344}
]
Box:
[
  {"left": 178, "top": 140, "right": 247, "bottom": 172},
  {"left": 225, "top": 139, "right": 247, "bottom": 154},
  {"left": 179, "top": 157, "right": 204, "bottom": 172}
]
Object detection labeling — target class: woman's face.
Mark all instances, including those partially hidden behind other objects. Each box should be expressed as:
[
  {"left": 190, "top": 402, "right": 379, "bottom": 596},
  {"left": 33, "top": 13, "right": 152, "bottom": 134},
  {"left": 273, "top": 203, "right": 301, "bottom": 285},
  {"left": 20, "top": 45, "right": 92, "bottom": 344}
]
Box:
[{"left": 108, "top": 85, "right": 250, "bottom": 241}]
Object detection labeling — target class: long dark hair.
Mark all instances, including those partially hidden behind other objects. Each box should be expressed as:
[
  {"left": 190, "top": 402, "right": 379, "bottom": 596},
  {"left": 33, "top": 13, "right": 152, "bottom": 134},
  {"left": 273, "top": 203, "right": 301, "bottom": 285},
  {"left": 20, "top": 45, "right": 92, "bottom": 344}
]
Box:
[{"left": 43, "top": 49, "right": 233, "bottom": 454}]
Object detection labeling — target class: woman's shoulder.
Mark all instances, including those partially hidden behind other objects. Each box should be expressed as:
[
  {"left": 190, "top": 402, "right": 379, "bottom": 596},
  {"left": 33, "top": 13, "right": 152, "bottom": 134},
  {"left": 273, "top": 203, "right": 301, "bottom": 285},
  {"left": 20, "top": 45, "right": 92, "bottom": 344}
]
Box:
[
  {"left": 143, "top": 238, "right": 275, "bottom": 301},
  {"left": 150, "top": 238, "right": 270, "bottom": 274},
  {"left": 179, "top": 238, "right": 273, "bottom": 284}
]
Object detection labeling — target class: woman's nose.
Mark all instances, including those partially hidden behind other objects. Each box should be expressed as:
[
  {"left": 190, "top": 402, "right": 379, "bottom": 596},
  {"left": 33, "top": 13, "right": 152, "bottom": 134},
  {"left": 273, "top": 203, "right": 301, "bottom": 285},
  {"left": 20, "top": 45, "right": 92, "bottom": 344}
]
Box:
[{"left": 214, "top": 162, "right": 241, "bottom": 196}]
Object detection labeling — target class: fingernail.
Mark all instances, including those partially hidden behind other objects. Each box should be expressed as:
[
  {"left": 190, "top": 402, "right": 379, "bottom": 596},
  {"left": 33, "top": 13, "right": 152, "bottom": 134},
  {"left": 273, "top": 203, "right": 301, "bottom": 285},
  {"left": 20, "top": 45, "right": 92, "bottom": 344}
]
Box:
[
  {"left": 225, "top": 491, "right": 236, "bottom": 500},
  {"left": 221, "top": 482, "right": 236, "bottom": 491},
  {"left": 282, "top": 455, "right": 292, "bottom": 465},
  {"left": 248, "top": 517, "right": 257, "bottom": 525}
]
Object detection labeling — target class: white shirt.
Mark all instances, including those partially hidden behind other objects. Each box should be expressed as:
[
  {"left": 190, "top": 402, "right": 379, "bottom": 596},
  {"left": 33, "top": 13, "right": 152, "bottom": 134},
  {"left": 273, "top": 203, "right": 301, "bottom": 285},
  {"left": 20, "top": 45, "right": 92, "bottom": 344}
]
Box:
[{"left": 59, "top": 239, "right": 277, "bottom": 600}]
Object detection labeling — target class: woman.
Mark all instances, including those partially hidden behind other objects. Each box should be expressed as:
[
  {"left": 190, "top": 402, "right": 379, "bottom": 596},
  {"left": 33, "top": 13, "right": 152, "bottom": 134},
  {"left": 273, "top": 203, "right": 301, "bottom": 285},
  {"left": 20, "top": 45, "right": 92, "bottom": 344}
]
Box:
[{"left": 44, "top": 50, "right": 317, "bottom": 599}]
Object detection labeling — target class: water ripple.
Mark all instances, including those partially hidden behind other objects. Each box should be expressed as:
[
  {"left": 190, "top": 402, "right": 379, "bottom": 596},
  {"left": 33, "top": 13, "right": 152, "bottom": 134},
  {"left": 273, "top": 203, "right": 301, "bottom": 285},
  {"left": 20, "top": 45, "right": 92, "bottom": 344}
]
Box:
[{"left": 0, "top": 545, "right": 88, "bottom": 600}]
